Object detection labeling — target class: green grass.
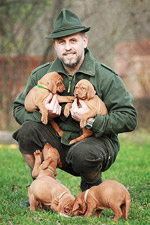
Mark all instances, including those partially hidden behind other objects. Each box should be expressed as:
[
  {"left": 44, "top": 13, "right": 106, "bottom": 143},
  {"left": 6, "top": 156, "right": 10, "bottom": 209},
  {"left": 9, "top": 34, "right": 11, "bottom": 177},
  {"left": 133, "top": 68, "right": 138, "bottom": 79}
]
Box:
[{"left": 0, "top": 130, "right": 150, "bottom": 225}]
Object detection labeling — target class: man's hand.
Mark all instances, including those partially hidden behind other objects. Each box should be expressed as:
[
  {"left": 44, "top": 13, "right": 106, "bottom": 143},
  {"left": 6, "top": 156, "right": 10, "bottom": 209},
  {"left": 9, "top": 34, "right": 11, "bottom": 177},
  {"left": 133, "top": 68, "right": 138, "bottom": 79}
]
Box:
[
  {"left": 70, "top": 99, "right": 89, "bottom": 122},
  {"left": 44, "top": 93, "right": 61, "bottom": 118}
]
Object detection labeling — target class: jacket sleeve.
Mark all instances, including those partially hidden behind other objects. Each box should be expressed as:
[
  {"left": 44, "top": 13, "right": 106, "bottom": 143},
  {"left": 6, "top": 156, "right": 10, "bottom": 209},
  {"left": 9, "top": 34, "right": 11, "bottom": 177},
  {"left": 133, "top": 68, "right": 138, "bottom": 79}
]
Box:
[
  {"left": 92, "top": 72, "right": 138, "bottom": 137},
  {"left": 13, "top": 74, "right": 42, "bottom": 125}
]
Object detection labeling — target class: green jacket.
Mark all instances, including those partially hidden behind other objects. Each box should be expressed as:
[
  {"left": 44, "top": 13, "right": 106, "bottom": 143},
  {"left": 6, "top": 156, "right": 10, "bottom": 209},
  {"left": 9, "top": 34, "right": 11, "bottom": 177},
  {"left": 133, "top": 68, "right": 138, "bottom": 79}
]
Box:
[{"left": 13, "top": 48, "right": 137, "bottom": 158}]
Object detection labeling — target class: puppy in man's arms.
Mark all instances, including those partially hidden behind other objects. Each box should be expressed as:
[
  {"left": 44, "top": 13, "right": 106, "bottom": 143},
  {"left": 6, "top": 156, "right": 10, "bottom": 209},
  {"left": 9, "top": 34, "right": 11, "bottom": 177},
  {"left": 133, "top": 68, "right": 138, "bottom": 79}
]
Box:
[
  {"left": 25, "top": 72, "right": 75, "bottom": 136},
  {"left": 64, "top": 79, "right": 108, "bottom": 144}
]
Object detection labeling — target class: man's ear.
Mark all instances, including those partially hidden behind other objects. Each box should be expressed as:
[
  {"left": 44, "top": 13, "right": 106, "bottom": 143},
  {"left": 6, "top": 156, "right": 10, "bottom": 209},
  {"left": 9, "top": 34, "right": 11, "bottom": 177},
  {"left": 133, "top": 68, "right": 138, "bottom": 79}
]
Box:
[
  {"left": 83, "top": 35, "right": 88, "bottom": 48},
  {"left": 53, "top": 39, "right": 56, "bottom": 49}
]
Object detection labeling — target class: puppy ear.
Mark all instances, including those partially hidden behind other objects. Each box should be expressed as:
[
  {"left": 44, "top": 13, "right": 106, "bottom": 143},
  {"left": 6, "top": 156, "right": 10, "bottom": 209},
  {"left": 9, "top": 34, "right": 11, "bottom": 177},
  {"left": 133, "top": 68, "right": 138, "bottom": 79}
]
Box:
[
  {"left": 86, "top": 83, "right": 96, "bottom": 100},
  {"left": 57, "top": 158, "right": 62, "bottom": 168},
  {"left": 42, "top": 157, "right": 52, "bottom": 169},
  {"left": 64, "top": 200, "right": 74, "bottom": 214},
  {"left": 72, "top": 202, "right": 80, "bottom": 213},
  {"left": 38, "top": 73, "right": 57, "bottom": 93},
  {"left": 47, "top": 72, "right": 62, "bottom": 94},
  {"left": 47, "top": 80, "right": 57, "bottom": 94},
  {"left": 38, "top": 74, "right": 50, "bottom": 89},
  {"left": 72, "top": 198, "right": 86, "bottom": 214},
  {"left": 73, "top": 86, "right": 77, "bottom": 96}
]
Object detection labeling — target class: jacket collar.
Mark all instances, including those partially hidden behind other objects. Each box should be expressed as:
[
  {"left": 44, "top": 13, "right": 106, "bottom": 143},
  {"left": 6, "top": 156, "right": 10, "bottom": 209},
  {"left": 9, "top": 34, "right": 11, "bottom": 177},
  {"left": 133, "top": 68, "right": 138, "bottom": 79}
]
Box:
[{"left": 47, "top": 48, "right": 95, "bottom": 76}]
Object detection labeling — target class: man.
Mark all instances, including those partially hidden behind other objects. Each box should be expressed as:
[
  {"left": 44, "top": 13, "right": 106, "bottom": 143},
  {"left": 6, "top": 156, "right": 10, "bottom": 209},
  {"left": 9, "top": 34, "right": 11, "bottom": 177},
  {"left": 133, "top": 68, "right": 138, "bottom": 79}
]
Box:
[{"left": 13, "top": 9, "right": 137, "bottom": 205}]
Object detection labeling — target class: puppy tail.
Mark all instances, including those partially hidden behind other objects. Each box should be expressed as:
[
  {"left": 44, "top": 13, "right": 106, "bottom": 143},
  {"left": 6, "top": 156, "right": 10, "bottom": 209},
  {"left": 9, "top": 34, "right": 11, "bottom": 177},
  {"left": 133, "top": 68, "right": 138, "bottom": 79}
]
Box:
[{"left": 124, "top": 195, "right": 131, "bottom": 220}]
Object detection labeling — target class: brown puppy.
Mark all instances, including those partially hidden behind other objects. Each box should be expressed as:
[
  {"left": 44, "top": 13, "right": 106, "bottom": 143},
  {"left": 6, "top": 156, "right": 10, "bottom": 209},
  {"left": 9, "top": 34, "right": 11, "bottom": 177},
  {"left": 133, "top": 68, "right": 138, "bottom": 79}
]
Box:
[
  {"left": 25, "top": 72, "right": 74, "bottom": 136},
  {"left": 64, "top": 79, "right": 108, "bottom": 144},
  {"left": 28, "top": 143, "right": 75, "bottom": 214},
  {"left": 32, "top": 143, "right": 62, "bottom": 179},
  {"left": 28, "top": 176, "right": 75, "bottom": 214},
  {"left": 72, "top": 180, "right": 131, "bottom": 220}
]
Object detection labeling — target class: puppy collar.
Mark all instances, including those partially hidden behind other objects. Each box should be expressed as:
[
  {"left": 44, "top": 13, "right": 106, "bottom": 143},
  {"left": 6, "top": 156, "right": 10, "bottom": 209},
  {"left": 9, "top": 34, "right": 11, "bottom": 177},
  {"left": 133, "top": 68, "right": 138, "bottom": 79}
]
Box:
[
  {"left": 47, "top": 167, "right": 56, "bottom": 177},
  {"left": 59, "top": 191, "right": 68, "bottom": 200},
  {"left": 37, "top": 84, "right": 49, "bottom": 90},
  {"left": 84, "top": 189, "right": 90, "bottom": 203}
]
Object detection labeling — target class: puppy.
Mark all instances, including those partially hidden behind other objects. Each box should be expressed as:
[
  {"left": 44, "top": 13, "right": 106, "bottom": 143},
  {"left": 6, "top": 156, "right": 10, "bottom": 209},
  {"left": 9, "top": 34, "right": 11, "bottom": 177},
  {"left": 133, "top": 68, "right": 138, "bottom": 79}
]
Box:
[
  {"left": 64, "top": 79, "right": 108, "bottom": 144},
  {"left": 25, "top": 72, "right": 74, "bottom": 136},
  {"left": 28, "top": 176, "right": 75, "bottom": 214},
  {"left": 32, "top": 143, "right": 62, "bottom": 179},
  {"left": 28, "top": 143, "right": 75, "bottom": 214},
  {"left": 72, "top": 180, "right": 131, "bottom": 220}
]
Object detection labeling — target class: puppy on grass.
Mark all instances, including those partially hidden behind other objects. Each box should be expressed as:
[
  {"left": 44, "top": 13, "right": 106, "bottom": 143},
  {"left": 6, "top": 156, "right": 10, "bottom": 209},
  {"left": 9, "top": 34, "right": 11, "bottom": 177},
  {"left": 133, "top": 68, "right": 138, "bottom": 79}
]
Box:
[
  {"left": 32, "top": 143, "right": 62, "bottom": 179},
  {"left": 28, "top": 176, "right": 75, "bottom": 215},
  {"left": 28, "top": 143, "right": 75, "bottom": 215},
  {"left": 72, "top": 180, "right": 131, "bottom": 220}
]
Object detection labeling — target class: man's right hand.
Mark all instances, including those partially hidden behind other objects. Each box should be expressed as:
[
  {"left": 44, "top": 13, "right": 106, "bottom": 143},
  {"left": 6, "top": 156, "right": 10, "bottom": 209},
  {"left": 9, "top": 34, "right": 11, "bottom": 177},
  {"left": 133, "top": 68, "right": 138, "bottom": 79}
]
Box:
[
  {"left": 70, "top": 99, "right": 89, "bottom": 122},
  {"left": 44, "top": 93, "right": 61, "bottom": 118}
]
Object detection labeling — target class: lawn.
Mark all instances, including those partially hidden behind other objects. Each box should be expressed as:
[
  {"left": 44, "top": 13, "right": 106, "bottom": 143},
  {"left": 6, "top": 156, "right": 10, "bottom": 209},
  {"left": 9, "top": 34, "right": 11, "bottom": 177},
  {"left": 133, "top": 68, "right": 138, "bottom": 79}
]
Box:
[{"left": 0, "top": 130, "right": 150, "bottom": 225}]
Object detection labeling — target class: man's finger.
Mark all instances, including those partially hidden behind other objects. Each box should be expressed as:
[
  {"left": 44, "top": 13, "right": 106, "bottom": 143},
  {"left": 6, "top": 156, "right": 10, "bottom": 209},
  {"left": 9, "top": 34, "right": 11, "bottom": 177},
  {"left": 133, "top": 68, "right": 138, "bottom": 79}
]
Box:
[
  {"left": 78, "top": 99, "right": 89, "bottom": 109},
  {"left": 50, "top": 94, "right": 58, "bottom": 105},
  {"left": 71, "top": 99, "right": 79, "bottom": 112},
  {"left": 44, "top": 93, "right": 52, "bottom": 104}
]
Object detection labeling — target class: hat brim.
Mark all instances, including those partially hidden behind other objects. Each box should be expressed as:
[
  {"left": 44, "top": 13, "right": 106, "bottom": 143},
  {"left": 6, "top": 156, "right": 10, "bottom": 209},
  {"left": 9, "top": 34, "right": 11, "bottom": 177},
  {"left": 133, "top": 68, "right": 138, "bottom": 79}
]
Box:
[{"left": 45, "top": 26, "right": 90, "bottom": 39}]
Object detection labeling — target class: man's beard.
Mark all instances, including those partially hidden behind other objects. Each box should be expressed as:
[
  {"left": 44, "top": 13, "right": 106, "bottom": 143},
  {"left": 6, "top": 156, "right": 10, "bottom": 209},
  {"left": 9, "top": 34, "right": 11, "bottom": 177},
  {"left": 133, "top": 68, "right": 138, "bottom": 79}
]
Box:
[
  {"left": 63, "top": 59, "right": 80, "bottom": 68},
  {"left": 60, "top": 52, "right": 82, "bottom": 68}
]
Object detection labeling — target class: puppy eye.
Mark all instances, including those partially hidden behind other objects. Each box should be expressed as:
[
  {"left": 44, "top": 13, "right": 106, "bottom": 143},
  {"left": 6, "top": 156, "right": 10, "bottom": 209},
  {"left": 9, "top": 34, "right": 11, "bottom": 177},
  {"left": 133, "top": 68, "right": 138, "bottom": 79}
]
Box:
[
  {"left": 81, "top": 87, "right": 86, "bottom": 90},
  {"left": 57, "top": 82, "right": 63, "bottom": 86}
]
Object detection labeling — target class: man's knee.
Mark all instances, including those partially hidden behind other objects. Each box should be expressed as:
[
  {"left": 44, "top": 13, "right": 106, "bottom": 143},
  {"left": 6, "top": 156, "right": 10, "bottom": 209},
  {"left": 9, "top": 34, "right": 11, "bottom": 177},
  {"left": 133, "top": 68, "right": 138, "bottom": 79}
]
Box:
[
  {"left": 13, "top": 121, "right": 63, "bottom": 155},
  {"left": 12, "top": 121, "right": 45, "bottom": 154},
  {"left": 13, "top": 121, "right": 41, "bottom": 140},
  {"left": 66, "top": 138, "right": 108, "bottom": 174}
]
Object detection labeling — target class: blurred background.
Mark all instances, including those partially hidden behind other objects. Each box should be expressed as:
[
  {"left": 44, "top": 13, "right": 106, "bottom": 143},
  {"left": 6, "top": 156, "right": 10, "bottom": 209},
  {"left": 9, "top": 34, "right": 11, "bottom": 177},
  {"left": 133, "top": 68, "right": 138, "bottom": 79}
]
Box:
[{"left": 0, "top": 0, "right": 150, "bottom": 132}]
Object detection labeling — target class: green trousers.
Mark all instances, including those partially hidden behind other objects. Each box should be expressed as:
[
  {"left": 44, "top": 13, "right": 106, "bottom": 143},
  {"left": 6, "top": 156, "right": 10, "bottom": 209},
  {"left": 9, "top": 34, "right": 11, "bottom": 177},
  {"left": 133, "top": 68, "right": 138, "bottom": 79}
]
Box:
[{"left": 13, "top": 121, "right": 116, "bottom": 182}]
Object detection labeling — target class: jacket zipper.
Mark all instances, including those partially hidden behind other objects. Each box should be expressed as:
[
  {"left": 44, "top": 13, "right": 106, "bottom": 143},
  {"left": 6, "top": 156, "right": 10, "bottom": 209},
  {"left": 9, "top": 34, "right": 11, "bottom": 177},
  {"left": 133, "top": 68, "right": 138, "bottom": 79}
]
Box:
[{"left": 67, "top": 75, "right": 74, "bottom": 93}]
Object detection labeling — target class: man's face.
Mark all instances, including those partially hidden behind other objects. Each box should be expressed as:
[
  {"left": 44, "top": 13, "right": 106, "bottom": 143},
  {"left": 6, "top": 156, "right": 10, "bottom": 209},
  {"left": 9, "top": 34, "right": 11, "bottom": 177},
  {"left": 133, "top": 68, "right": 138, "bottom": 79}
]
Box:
[{"left": 53, "top": 33, "right": 88, "bottom": 70}]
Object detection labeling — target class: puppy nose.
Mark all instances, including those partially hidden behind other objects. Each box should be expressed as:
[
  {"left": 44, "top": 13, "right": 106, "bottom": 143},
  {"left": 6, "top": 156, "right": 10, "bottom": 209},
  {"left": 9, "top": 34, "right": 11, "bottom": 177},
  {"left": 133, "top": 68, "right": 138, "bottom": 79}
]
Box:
[
  {"left": 75, "top": 90, "right": 78, "bottom": 95},
  {"left": 75, "top": 93, "right": 78, "bottom": 98}
]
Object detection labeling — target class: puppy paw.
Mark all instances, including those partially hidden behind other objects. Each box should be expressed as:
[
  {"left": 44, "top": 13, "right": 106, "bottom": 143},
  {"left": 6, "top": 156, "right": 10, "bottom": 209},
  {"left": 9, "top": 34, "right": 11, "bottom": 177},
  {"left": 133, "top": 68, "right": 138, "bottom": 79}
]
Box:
[
  {"left": 69, "top": 139, "right": 77, "bottom": 145},
  {"left": 41, "top": 115, "right": 48, "bottom": 125},
  {"left": 64, "top": 109, "right": 70, "bottom": 118},
  {"left": 68, "top": 96, "right": 75, "bottom": 102},
  {"left": 34, "top": 150, "right": 41, "bottom": 157},
  {"left": 34, "top": 150, "right": 42, "bottom": 161},
  {"left": 64, "top": 103, "right": 72, "bottom": 117},
  {"left": 57, "top": 130, "right": 63, "bottom": 137},
  {"left": 80, "top": 120, "right": 86, "bottom": 129}
]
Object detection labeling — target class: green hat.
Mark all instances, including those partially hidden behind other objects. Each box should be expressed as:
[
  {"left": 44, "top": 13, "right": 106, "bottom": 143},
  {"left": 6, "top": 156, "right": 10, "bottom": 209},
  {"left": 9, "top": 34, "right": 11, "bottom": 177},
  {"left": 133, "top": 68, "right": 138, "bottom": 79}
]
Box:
[{"left": 45, "top": 8, "right": 90, "bottom": 39}]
